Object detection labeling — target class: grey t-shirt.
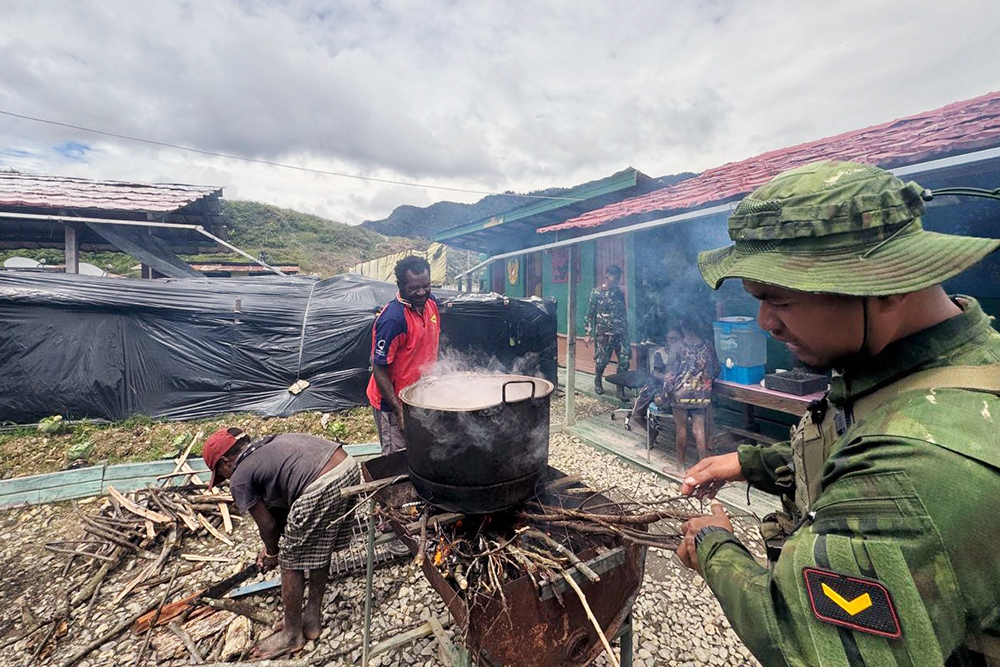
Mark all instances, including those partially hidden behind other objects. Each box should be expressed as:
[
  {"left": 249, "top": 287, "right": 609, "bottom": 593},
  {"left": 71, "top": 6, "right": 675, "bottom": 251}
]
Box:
[{"left": 229, "top": 434, "right": 340, "bottom": 512}]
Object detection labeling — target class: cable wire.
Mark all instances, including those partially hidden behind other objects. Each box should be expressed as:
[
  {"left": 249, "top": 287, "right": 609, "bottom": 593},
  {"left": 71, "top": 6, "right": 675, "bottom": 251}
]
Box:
[{"left": 0, "top": 109, "right": 585, "bottom": 202}]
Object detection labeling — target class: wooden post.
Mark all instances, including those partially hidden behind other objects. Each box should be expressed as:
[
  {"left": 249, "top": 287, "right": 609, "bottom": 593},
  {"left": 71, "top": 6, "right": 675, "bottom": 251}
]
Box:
[
  {"left": 565, "top": 245, "right": 577, "bottom": 427},
  {"left": 64, "top": 224, "right": 80, "bottom": 274}
]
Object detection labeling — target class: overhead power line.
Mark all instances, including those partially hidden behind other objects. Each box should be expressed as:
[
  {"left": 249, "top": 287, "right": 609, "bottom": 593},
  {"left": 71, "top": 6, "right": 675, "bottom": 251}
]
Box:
[{"left": 0, "top": 109, "right": 584, "bottom": 202}]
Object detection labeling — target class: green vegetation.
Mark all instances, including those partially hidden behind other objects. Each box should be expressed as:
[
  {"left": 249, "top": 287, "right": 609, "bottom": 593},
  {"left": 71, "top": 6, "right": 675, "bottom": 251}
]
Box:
[
  {"left": 0, "top": 407, "right": 379, "bottom": 478},
  {"left": 0, "top": 200, "right": 423, "bottom": 279},
  {"left": 0, "top": 249, "right": 141, "bottom": 277},
  {"left": 209, "top": 200, "right": 422, "bottom": 277}
]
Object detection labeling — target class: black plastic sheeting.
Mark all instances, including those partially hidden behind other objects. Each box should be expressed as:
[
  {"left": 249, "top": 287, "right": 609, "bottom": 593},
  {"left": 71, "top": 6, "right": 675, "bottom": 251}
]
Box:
[{"left": 0, "top": 272, "right": 557, "bottom": 424}]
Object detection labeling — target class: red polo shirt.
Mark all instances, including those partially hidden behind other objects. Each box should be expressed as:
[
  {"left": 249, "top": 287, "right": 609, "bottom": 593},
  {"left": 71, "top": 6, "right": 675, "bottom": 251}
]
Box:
[{"left": 366, "top": 294, "right": 440, "bottom": 412}]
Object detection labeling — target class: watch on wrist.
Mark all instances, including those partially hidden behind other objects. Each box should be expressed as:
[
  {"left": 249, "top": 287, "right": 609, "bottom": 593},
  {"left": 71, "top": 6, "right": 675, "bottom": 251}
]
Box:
[{"left": 694, "top": 525, "right": 732, "bottom": 549}]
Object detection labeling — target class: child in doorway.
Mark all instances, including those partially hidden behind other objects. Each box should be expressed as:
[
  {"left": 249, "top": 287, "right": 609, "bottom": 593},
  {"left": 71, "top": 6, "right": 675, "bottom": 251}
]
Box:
[{"left": 661, "top": 317, "right": 717, "bottom": 470}]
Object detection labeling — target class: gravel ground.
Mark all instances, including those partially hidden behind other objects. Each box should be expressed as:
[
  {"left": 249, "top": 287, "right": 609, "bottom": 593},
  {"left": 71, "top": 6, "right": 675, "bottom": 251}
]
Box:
[{"left": 1, "top": 431, "right": 764, "bottom": 666}]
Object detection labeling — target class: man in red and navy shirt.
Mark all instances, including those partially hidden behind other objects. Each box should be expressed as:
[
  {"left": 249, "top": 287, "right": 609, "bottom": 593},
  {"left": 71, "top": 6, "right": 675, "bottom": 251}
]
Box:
[{"left": 366, "top": 256, "right": 440, "bottom": 454}]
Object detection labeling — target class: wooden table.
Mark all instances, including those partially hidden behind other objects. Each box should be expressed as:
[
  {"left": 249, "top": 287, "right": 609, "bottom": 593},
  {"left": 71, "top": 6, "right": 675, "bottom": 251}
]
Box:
[{"left": 713, "top": 379, "right": 827, "bottom": 445}]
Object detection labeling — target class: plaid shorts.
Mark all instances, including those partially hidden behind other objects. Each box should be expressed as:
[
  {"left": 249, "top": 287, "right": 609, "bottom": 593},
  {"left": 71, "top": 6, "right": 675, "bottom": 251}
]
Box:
[{"left": 279, "top": 455, "right": 361, "bottom": 571}]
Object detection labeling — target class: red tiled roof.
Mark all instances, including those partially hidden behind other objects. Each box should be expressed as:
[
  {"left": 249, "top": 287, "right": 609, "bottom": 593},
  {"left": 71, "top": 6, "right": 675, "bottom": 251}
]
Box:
[
  {"left": 0, "top": 172, "right": 222, "bottom": 213},
  {"left": 539, "top": 90, "right": 1000, "bottom": 233}
]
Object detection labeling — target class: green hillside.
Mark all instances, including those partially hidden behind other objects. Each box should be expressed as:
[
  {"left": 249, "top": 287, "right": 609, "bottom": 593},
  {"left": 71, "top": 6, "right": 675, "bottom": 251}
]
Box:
[
  {"left": 212, "top": 200, "right": 421, "bottom": 277},
  {"left": 0, "top": 201, "right": 422, "bottom": 279}
]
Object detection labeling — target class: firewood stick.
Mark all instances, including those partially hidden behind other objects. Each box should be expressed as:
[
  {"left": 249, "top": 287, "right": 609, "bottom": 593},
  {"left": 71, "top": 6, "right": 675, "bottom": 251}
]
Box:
[
  {"left": 162, "top": 430, "right": 203, "bottom": 487},
  {"left": 197, "top": 597, "right": 277, "bottom": 625},
  {"left": 181, "top": 554, "right": 236, "bottom": 563},
  {"left": 136, "top": 563, "right": 202, "bottom": 589},
  {"left": 106, "top": 485, "right": 172, "bottom": 523},
  {"left": 403, "top": 511, "right": 464, "bottom": 535},
  {"left": 70, "top": 545, "right": 124, "bottom": 607},
  {"left": 522, "top": 529, "right": 600, "bottom": 582},
  {"left": 339, "top": 474, "right": 409, "bottom": 498},
  {"left": 44, "top": 544, "right": 118, "bottom": 562},
  {"left": 543, "top": 474, "right": 582, "bottom": 491},
  {"left": 218, "top": 497, "right": 233, "bottom": 533},
  {"left": 414, "top": 507, "right": 429, "bottom": 566},
  {"left": 133, "top": 566, "right": 180, "bottom": 667},
  {"left": 525, "top": 505, "right": 698, "bottom": 524},
  {"left": 563, "top": 572, "right": 620, "bottom": 667},
  {"left": 181, "top": 460, "right": 207, "bottom": 486},
  {"left": 30, "top": 591, "right": 69, "bottom": 665},
  {"left": 113, "top": 527, "right": 178, "bottom": 604},
  {"left": 58, "top": 597, "right": 164, "bottom": 667},
  {"left": 194, "top": 660, "right": 310, "bottom": 667},
  {"left": 198, "top": 512, "right": 235, "bottom": 547},
  {"left": 168, "top": 620, "right": 205, "bottom": 663}
]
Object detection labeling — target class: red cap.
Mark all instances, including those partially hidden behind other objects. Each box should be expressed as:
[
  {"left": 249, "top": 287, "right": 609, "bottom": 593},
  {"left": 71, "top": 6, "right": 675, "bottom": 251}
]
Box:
[{"left": 203, "top": 428, "right": 242, "bottom": 489}]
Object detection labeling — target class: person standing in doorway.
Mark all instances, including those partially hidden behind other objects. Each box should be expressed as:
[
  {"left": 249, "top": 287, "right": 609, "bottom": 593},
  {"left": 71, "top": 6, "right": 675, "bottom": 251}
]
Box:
[
  {"left": 585, "top": 264, "right": 631, "bottom": 400},
  {"left": 367, "top": 256, "right": 440, "bottom": 454}
]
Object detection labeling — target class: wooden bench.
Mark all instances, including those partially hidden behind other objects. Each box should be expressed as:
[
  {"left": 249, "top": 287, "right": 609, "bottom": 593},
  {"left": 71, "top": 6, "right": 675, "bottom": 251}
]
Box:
[{"left": 713, "top": 379, "right": 826, "bottom": 445}]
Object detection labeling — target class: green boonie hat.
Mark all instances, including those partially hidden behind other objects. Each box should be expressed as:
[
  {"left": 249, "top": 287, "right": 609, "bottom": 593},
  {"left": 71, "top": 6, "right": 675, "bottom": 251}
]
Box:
[{"left": 697, "top": 160, "right": 1000, "bottom": 296}]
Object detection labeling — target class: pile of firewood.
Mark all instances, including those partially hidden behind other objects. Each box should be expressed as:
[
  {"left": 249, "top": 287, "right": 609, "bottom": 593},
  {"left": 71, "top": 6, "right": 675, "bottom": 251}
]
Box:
[
  {"left": 14, "top": 433, "right": 283, "bottom": 666},
  {"left": 378, "top": 476, "right": 698, "bottom": 603}
]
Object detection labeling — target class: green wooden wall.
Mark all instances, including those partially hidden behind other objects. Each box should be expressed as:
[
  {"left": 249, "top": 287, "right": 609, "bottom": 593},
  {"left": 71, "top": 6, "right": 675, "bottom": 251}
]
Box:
[{"left": 542, "top": 242, "right": 596, "bottom": 335}]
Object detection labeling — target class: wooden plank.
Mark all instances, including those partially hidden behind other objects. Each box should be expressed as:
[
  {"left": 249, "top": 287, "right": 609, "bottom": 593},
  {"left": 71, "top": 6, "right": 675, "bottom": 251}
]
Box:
[
  {"left": 344, "top": 442, "right": 381, "bottom": 458},
  {"left": 104, "top": 460, "right": 194, "bottom": 481},
  {"left": 713, "top": 380, "right": 819, "bottom": 416},
  {"left": 0, "top": 465, "right": 104, "bottom": 494},
  {"left": 719, "top": 425, "right": 780, "bottom": 445},
  {"left": 368, "top": 620, "right": 438, "bottom": 658},
  {"left": 0, "top": 480, "right": 104, "bottom": 507}
]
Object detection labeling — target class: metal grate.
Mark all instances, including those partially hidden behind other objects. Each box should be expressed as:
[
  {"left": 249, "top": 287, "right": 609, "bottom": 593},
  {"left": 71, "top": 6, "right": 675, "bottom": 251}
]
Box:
[{"left": 329, "top": 504, "right": 409, "bottom": 577}]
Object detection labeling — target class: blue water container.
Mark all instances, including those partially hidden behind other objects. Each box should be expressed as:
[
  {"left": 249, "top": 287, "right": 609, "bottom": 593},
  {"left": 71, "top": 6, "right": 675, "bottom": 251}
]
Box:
[{"left": 713, "top": 316, "right": 767, "bottom": 384}]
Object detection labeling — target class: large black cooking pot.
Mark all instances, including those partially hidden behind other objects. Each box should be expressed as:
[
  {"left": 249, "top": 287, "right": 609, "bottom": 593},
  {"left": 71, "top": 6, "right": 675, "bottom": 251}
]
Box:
[{"left": 399, "top": 372, "right": 555, "bottom": 514}]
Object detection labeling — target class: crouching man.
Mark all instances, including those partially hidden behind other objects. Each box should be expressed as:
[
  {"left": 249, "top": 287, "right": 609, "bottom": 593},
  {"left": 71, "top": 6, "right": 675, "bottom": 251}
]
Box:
[{"left": 203, "top": 428, "right": 360, "bottom": 660}]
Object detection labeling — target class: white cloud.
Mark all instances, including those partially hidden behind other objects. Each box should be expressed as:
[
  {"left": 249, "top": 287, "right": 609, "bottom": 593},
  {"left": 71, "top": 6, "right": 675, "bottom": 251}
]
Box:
[{"left": 0, "top": 0, "right": 998, "bottom": 224}]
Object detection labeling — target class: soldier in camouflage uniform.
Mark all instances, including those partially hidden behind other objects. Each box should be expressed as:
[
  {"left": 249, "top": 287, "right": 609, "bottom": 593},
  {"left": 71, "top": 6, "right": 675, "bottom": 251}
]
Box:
[
  {"left": 585, "top": 264, "right": 631, "bottom": 399},
  {"left": 675, "top": 161, "right": 1000, "bottom": 666}
]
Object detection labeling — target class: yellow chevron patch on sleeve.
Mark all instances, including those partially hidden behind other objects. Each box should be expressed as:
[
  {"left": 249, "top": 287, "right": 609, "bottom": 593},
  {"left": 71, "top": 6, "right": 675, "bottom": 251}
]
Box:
[
  {"left": 822, "top": 583, "right": 872, "bottom": 616},
  {"left": 803, "top": 567, "right": 901, "bottom": 638}
]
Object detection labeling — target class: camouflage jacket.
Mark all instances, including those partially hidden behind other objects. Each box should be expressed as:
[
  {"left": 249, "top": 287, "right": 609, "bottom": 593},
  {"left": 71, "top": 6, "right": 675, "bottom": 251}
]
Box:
[
  {"left": 697, "top": 297, "right": 1000, "bottom": 666},
  {"left": 585, "top": 284, "right": 628, "bottom": 340}
]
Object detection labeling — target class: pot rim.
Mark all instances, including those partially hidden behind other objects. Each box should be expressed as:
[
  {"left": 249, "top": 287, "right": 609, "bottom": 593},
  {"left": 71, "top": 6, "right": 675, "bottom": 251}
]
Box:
[{"left": 399, "top": 371, "right": 555, "bottom": 412}]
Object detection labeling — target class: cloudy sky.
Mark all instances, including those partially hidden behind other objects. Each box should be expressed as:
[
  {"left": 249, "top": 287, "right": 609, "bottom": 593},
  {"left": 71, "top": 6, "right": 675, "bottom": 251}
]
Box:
[{"left": 1, "top": 0, "right": 998, "bottom": 225}]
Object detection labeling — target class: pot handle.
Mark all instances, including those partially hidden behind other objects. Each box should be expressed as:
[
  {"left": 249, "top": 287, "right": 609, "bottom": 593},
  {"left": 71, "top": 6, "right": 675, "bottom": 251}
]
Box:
[{"left": 502, "top": 380, "right": 536, "bottom": 404}]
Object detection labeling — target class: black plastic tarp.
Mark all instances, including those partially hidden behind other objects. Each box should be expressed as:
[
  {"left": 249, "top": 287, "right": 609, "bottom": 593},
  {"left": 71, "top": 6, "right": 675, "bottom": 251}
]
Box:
[{"left": 0, "top": 272, "right": 557, "bottom": 424}]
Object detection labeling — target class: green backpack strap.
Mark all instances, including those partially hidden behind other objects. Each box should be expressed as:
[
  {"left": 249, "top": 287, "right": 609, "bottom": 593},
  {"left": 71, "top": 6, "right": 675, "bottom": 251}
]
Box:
[{"left": 852, "top": 363, "right": 1000, "bottom": 421}]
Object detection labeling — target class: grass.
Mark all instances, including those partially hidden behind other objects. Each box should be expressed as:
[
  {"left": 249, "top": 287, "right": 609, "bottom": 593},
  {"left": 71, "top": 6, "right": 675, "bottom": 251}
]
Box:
[{"left": 0, "top": 407, "right": 378, "bottom": 479}]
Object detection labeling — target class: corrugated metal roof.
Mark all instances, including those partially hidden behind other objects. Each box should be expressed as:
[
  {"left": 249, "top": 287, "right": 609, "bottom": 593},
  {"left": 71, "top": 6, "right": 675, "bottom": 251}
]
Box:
[
  {"left": 539, "top": 89, "right": 1000, "bottom": 233},
  {"left": 0, "top": 172, "right": 222, "bottom": 213}
]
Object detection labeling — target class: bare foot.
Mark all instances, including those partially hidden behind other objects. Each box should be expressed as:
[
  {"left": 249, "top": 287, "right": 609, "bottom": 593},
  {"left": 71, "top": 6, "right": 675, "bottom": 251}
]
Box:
[
  {"left": 303, "top": 614, "right": 322, "bottom": 641},
  {"left": 250, "top": 629, "right": 305, "bottom": 660},
  {"left": 272, "top": 618, "right": 321, "bottom": 641}
]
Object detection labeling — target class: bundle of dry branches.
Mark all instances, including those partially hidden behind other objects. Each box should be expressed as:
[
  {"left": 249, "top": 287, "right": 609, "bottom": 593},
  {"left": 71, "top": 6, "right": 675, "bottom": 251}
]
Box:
[{"left": 18, "top": 435, "right": 275, "bottom": 665}]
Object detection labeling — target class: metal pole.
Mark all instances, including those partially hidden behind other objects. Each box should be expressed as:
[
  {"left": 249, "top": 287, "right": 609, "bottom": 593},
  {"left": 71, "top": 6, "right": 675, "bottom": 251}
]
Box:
[
  {"left": 565, "top": 246, "right": 577, "bottom": 427},
  {"left": 193, "top": 227, "right": 287, "bottom": 276},
  {"left": 362, "top": 497, "right": 376, "bottom": 667},
  {"left": 0, "top": 211, "right": 286, "bottom": 277}
]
